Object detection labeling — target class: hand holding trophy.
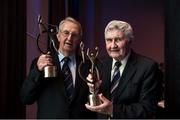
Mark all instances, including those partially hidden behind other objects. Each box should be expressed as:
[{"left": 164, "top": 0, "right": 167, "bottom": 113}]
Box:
[
  {"left": 36, "top": 15, "right": 58, "bottom": 78},
  {"left": 78, "top": 42, "right": 102, "bottom": 106}
]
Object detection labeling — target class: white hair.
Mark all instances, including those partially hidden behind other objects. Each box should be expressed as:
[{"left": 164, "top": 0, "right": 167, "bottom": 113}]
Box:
[{"left": 104, "top": 20, "right": 134, "bottom": 40}]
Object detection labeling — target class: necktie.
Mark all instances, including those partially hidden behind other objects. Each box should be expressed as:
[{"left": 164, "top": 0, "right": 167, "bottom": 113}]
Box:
[
  {"left": 62, "top": 57, "right": 73, "bottom": 101},
  {"left": 110, "top": 61, "right": 121, "bottom": 100}
]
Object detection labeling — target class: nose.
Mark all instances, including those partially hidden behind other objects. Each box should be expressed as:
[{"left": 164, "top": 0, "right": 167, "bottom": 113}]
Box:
[
  {"left": 111, "top": 39, "right": 117, "bottom": 48},
  {"left": 67, "top": 33, "right": 72, "bottom": 40}
]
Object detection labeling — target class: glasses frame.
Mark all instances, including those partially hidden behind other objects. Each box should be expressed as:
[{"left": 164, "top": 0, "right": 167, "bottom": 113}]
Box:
[{"left": 60, "top": 30, "right": 81, "bottom": 40}]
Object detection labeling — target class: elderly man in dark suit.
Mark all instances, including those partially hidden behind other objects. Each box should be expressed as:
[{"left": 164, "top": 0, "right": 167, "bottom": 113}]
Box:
[
  {"left": 85, "top": 20, "right": 159, "bottom": 118},
  {"left": 21, "top": 17, "right": 96, "bottom": 119}
]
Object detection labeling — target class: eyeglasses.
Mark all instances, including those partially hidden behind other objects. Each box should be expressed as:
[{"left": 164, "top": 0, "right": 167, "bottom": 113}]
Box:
[{"left": 61, "top": 30, "right": 81, "bottom": 40}]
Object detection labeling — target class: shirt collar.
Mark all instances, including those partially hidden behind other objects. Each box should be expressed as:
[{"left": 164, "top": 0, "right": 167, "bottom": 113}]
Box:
[
  {"left": 58, "top": 52, "right": 76, "bottom": 64},
  {"left": 112, "top": 50, "right": 131, "bottom": 69}
]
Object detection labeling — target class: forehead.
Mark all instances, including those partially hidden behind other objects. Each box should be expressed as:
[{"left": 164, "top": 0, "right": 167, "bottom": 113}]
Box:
[
  {"left": 105, "top": 29, "right": 124, "bottom": 38},
  {"left": 62, "top": 21, "right": 80, "bottom": 32}
]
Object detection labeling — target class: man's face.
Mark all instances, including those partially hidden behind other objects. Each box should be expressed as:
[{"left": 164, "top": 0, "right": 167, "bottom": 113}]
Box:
[
  {"left": 57, "top": 21, "right": 81, "bottom": 56},
  {"left": 105, "top": 30, "right": 130, "bottom": 60}
]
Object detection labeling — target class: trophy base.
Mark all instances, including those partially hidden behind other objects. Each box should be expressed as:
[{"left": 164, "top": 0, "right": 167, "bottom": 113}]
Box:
[
  {"left": 88, "top": 94, "right": 101, "bottom": 106},
  {"left": 44, "top": 65, "right": 57, "bottom": 78}
]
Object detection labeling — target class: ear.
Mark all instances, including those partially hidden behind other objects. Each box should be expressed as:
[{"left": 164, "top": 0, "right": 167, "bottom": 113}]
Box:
[
  {"left": 56, "top": 32, "right": 59, "bottom": 38},
  {"left": 56, "top": 33, "right": 60, "bottom": 41}
]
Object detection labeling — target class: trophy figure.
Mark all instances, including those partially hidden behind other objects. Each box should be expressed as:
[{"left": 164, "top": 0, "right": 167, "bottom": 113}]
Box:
[
  {"left": 37, "top": 15, "right": 58, "bottom": 78},
  {"left": 78, "top": 42, "right": 101, "bottom": 106}
]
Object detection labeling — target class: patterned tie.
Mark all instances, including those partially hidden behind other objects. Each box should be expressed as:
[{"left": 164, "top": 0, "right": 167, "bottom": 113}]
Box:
[
  {"left": 110, "top": 61, "right": 121, "bottom": 101},
  {"left": 62, "top": 57, "right": 73, "bottom": 101}
]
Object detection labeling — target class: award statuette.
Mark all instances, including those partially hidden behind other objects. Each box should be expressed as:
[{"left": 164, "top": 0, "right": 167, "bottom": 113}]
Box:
[
  {"left": 78, "top": 42, "right": 101, "bottom": 106},
  {"left": 37, "top": 15, "right": 58, "bottom": 78}
]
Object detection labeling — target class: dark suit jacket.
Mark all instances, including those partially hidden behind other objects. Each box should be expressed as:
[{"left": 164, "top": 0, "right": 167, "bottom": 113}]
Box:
[
  {"left": 98, "top": 50, "right": 159, "bottom": 118},
  {"left": 20, "top": 50, "right": 96, "bottom": 119}
]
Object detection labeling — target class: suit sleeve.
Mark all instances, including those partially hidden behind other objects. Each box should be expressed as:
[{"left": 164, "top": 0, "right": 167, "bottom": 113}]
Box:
[
  {"left": 112, "top": 62, "right": 159, "bottom": 118},
  {"left": 20, "top": 58, "right": 45, "bottom": 105}
]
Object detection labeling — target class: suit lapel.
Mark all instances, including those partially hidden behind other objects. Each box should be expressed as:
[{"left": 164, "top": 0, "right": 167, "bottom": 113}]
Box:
[
  {"left": 52, "top": 52, "right": 86, "bottom": 104},
  {"left": 101, "top": 57, "right": 112, "bottom": 99},
  {"left": 52, "top": 52, "right": 68, "bottom": 99},
  {"left": 114, "top": 51, "right": 137, "bottom": 100},
  {"left": 71, "top": 55, "right": 88, "bottom": 103}
]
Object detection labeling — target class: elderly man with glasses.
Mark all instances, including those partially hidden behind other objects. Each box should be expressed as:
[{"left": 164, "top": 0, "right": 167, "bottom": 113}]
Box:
[{"left": 21, "top": 17, "right": 96, "bottom": 119}]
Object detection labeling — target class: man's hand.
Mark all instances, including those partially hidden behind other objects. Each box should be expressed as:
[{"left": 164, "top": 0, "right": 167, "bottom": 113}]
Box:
[
  {"left": 158, "top": 100, "right": 165, "bottom": 108},
  {"left": 86, "top": 72, "right": 102, "bottom": 93},
  {"left": 85, "top": 93, "right": 113, "bottom": 116},
  {"left": 37, "top": 52, "right": 53, "bottom": 71}
]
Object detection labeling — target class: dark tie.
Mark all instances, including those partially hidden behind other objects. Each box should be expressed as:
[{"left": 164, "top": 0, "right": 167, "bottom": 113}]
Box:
[
  {"left": 62, "top": 57, "right": 73, "bottom": 101},
  {"left": 110, "top": 61, "right": 121, "bottom": 101}
]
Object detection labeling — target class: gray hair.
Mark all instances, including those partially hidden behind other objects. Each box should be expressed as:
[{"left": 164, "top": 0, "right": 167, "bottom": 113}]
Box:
[
  {"left": 58, "top": 17, "right": 82, "bottom": 36},
  {"left": 104, "top": 20, "right": 134, "bottom": 40}
]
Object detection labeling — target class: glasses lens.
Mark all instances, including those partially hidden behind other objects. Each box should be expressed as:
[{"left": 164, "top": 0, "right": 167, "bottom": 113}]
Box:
[{"left": 61, "top": 30, "right": 80, "bottom": 40}]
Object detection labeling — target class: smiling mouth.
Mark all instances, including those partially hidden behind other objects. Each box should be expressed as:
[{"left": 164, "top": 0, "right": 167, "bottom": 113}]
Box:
[
  {"left": 110, "top": 49, "right": 119, "bottom": 52},
  {"left": 65, "top": 42, "right": 72, "bottom": 46}
]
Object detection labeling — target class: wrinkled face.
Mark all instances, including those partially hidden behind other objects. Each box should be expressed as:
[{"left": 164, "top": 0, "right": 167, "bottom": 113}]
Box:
[
  {"left": 57, "top": 21, "right": 81, "bottom": 56},
  {"left": 105, "top": 30, "right": 131, "bottom": 60}
]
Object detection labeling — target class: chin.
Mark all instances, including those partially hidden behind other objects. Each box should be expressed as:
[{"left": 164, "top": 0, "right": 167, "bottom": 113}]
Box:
[
  {"left": 110, "top": 54, "right": 120, "bottom": 58},
  {"left": 64, "top": 46, "right": 73, "bottom": 50}
]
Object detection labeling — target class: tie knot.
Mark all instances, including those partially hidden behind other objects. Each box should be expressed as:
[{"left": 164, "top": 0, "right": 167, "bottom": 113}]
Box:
[
  {"left": 115, "top": 61, "right": 121, "bottom": 68},
  {"left": 63, "top": 57, "right": 70, "bottom": 64}
]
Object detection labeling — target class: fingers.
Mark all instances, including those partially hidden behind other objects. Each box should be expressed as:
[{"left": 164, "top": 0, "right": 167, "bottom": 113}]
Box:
[
  {"left": 86, "top": 72, "right": 102, "bottom": 94},
  {"left": 158, "top": 100, "right": 165, "bottom": 108},
  {"left": 85, "top": 103, "right": 101, "bottom": 112},
  {"left": 87, "top": 82, "right": 94, "bottom": 88},
  {"left": 86, "top": 74, "right": 95, "bottom": 93},
  {"left": 85, "top": 94, "right": 113, "bottom": 115},
  {"left": 47, "top": 51, "right": 51, "bottom": 55},
  {"left": 86, "top": 73, "right": 102, "bottom": 84},
  {"left": 37, "top": 53, "right": 53, "bottom": 71},
  {"left": 99, "top": 93, "right": 108, "bottom": 102},
  {"left": 85, "top": 97, "right": 107, "bottom": 113},
  {"left": 85, "top": 94, "right": 107, "bottom": 110},
  {"left": 86, "top": 73, "right": 93, "bottom": 83}
]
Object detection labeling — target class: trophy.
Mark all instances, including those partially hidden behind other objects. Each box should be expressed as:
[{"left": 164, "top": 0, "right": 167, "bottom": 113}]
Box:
[
  {"left": 37, "top": 15, "right": 58, "bottom": 78},
  {"left": 78, "top": 42, "right": 101, "bottom": 106}
]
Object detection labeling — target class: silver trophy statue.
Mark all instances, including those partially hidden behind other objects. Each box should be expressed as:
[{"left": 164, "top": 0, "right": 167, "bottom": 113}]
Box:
[{"left": 78, "top": 42, "right": 101, "bottom": 106}]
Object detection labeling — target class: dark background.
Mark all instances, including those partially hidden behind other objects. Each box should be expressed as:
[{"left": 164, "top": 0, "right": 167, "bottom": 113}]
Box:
[{"left": 1, "top": 0, "right": 180, "bottom": 118}]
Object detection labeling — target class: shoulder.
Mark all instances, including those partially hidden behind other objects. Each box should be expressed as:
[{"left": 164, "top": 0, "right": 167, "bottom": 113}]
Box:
[
  {"left": 30, "top": 57, "right": 39, "bottom": 67},
  {"left": 26, "top": 57, "right": 40, "bottom": 72},
  {"left": 129, "top": 51, "right": 159, "bottom": 72},
  {"left": 131, "top": 51, "right": 157, "bottom": 65},
  {"left": 99, "top": 55, "right": 112, "bottom": 64}
]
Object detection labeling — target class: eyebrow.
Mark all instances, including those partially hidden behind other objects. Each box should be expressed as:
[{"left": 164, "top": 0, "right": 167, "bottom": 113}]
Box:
[
  {"left": 62, "top": 29, "right": 79, "bottom": 34},
  {"left": 106, "top": 36, "right": 124, "bottom": 39}
]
